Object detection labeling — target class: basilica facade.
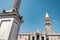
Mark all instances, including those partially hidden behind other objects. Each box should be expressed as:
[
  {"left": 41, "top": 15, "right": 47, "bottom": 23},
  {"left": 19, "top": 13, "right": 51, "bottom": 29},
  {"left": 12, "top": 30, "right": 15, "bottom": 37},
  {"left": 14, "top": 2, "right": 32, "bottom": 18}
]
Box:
[{"left": 18, "top": 12, "right": 60, "bottom": 40}]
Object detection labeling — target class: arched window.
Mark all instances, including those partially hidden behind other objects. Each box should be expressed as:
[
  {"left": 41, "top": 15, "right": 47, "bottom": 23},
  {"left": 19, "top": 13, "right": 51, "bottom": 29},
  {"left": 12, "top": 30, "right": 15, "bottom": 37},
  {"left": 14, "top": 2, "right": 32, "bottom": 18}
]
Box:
[
  {"left": 32, "top": 36, "right": 35, "bottom": 40},
  {"left": 28, "top": 35, "right": 30, "bottom": 40},
  {"left": 36, "top": 34, "right": 39, "bottom": 40},
  {"left": 46, "top": 19, "right": 50, "bottom": 21},
  {"left": 42, "top": 36, "right": 44, "bottom": 40},
  {"left": 46, "top": 23, "right": 50, "bottom": 25}
]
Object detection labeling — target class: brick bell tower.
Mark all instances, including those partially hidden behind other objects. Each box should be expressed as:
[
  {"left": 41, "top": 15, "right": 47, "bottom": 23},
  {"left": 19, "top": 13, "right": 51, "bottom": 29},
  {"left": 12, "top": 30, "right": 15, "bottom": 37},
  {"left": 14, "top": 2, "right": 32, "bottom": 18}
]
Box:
[
  {"left": 45, "top": 12, "right": 52, "bottom": 35},
  {"left": 0, "top": 0, "right": 23, "bottom": 40}
]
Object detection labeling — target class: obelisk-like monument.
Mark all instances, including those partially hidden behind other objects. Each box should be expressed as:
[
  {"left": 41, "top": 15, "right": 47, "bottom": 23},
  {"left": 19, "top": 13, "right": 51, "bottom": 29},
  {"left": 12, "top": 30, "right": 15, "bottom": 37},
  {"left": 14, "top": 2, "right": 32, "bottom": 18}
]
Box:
[
  {"left": 12, "top": 0, "right": 21, "bottom": 10},
  {"left": 0, "top": 0, "right": 23, "bottom": 40}
]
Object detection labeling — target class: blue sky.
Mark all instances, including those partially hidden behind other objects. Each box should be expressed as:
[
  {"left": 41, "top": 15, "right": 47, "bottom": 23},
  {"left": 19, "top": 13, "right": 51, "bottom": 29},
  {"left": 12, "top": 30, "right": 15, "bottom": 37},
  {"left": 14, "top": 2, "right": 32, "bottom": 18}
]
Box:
[{"left": 0, "top": 0, "right": 60, "bottom": 33}]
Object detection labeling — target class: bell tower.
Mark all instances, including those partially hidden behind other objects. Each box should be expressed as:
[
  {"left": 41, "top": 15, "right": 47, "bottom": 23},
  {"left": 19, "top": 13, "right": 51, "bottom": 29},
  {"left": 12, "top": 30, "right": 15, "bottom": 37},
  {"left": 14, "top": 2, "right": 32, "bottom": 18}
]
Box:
[{"left": 45, "top": 12, "right": 52, "bottom": 35}]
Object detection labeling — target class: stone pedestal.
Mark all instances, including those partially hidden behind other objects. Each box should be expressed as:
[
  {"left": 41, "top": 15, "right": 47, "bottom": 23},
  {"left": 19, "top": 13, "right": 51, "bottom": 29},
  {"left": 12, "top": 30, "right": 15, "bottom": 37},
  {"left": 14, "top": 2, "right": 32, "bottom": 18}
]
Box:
[{"left": 0, "top": 11, "right": 23, "bottom": 40}]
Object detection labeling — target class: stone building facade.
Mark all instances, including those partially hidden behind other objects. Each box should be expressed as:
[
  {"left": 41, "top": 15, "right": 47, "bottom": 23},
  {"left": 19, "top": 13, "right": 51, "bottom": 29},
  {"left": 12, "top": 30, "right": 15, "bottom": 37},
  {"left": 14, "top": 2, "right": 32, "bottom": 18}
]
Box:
[{"left": 18, "top": 12, "right": 60, "bottom": 40}]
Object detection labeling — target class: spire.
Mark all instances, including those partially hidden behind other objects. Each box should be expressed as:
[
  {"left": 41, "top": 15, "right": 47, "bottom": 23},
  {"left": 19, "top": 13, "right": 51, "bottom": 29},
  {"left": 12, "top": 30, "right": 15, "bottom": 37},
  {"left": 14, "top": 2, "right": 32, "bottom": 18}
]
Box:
[{"left": 45, "top": 12, "right": 49, "bottom": 17}]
